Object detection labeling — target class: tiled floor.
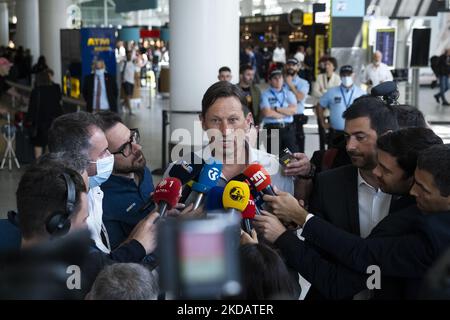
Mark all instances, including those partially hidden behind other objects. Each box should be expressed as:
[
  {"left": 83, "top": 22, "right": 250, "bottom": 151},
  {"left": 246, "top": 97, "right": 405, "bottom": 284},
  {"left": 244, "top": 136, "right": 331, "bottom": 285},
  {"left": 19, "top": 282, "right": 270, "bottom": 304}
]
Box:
[{"left": 0, "top": 85, "right": 449, "bottom": 218}]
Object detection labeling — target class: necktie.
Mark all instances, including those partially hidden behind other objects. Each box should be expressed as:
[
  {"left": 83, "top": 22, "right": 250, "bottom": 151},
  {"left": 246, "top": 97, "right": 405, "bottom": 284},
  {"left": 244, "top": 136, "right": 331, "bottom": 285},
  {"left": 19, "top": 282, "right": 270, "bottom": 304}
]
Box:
[{"left": 95, "top": 75, "right": 101, "bottom": 111}]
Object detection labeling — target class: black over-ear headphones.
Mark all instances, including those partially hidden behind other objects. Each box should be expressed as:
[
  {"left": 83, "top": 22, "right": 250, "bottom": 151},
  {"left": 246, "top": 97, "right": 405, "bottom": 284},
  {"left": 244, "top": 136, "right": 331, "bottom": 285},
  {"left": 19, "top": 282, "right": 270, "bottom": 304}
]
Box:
[{"left": 45, "top": 172, "right": 76, "bottom": 237}]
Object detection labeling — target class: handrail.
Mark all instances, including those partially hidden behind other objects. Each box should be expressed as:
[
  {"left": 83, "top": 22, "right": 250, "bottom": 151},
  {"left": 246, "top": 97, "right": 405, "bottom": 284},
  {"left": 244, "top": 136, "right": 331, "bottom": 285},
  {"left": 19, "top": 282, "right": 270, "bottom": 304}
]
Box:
[{"left": 5, "top": 80, "right": 86, "bottom": 108}]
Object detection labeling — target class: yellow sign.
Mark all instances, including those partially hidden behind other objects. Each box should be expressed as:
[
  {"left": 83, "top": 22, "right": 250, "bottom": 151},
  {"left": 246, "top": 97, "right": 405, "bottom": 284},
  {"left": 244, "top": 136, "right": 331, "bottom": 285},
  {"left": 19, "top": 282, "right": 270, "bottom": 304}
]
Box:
[
  {"left": 303, "top": 13, "right": 313, "bottom": 26},
  {"left": 315, "top": 35, "right": 325, "bottom": 78},
  {"left": 87, "top": 38, "right": 110, "bottom": 46},
  {"left": 63, "top": 76, "right": 81, "bottom": 99}
]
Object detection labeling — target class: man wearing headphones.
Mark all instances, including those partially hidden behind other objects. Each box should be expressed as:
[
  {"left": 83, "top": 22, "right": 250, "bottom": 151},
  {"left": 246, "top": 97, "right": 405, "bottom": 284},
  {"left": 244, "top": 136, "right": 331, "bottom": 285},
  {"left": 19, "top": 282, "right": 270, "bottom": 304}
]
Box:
[{"left": 16, "top": 163, "right": 89, "bottom": 249}]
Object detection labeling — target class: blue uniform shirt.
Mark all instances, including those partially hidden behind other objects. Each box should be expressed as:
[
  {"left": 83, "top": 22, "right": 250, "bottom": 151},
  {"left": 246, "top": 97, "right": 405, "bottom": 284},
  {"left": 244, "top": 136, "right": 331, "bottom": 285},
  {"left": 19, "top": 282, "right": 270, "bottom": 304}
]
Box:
[
  {"left": 319, "top": 84, "right": 366, "bottom": 131},
  {"left": 283, "top": 75, "right": 310, "bottom": 114},
  {"left": 260, "top": 86, "right": 296, "bottom": 124},
  {"left": 101, "top": 166, "right": 155, "bottom": 249}
]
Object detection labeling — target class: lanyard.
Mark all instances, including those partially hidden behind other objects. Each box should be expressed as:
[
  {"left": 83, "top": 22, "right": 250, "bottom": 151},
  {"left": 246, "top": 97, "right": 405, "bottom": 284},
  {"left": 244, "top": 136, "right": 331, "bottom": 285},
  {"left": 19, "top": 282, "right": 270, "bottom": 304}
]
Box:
[
  {"left": 270, "top": 89, "right": 286, "bottom": 107},
  {"left": 340, "top": 86, "right": 355, "bottom": 108}
]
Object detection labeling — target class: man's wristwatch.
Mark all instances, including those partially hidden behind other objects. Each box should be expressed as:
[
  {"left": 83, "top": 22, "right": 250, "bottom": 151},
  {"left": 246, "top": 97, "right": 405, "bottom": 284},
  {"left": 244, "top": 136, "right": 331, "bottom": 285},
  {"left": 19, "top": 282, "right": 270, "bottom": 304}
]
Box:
[{"left": 297, "top": 163, "right": 316, "bottom": 179}]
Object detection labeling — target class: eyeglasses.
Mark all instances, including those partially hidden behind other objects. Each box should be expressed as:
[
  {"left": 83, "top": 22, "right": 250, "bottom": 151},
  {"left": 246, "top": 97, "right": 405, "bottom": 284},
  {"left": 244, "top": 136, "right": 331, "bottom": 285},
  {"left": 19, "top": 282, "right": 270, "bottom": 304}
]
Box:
[{"left": 111, "top": 128, "right": 140, "bottom": 158}]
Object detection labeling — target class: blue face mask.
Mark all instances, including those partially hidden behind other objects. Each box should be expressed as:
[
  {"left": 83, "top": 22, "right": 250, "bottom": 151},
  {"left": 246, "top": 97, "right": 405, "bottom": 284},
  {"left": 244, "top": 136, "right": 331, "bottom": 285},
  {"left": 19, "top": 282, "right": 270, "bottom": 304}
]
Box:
[
  {"left": 95, "top": 68, "right": 105, "bottom": 75},
  {"left": 89, "top": 154, "right": 114, "bottom": 189}
]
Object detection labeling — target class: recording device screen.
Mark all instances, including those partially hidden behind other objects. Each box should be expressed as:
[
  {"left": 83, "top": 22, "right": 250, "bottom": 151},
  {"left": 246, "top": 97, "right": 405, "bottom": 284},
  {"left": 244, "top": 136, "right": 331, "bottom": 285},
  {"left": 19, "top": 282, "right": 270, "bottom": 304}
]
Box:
[
  {"left": 279, "top": 148, "right": 295, "bottom": 168},
  {"left": 178, "top": 228, "right": 226, "bottom": 285},
  {"left": 158, "top": 216, "right": 241, "bottom": 299}
]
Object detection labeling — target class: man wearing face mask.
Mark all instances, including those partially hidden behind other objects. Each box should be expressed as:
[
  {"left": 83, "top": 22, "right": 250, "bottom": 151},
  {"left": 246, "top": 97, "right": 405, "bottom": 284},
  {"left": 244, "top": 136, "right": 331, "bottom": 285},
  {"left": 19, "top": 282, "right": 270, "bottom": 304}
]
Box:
[
  {"left": 317, "top": 65, "right": 365, "bottom": 147},
  {"left": 363, "top": 51, "right": 393, "bottom": 91},
  {"left": 82, "top": 59, "right": 118, "bottom": 113},
  {"left": 95, "top": 111, "right": 155, "bottom": 249}
]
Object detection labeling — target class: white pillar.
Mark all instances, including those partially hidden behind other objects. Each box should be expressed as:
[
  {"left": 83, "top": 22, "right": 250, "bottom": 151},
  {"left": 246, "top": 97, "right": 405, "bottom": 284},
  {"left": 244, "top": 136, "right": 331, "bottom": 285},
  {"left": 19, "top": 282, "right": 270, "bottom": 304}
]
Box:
[
  {"left": 0, "top": 2, "right": 8, "bottom": 47},
  {"left": 39, "top": 0, "right": 73, "bottom": 85},
  {"left": 169, "top": 0, "right": 240, "bottom": 149},
  {"left": 16, "top": 0, "right": 40, "bottom": 64},
  {"left": 240, "top": 0, "right": 253, "bottom": 17}
]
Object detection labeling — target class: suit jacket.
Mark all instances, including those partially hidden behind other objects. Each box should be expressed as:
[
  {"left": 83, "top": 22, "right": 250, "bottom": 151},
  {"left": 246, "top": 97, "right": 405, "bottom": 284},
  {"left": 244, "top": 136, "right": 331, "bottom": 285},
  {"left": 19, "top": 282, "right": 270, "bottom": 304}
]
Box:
[
  {"left": 309, "top": 164, "right": 409, "bottom": 236},
  {"left": 296, "top": 208, "right": 450, "bottom": 299},
  {"left": 82, "top": 73, "right": 118, "bottom": 113}
]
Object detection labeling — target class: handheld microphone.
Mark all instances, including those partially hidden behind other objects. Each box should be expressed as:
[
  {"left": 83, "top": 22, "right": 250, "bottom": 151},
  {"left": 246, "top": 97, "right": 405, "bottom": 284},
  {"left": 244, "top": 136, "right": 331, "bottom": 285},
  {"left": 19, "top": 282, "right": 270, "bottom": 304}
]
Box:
[
  {"left": 243, "top": 163, "right": 276, "bottom": 196},
  {"left": 205, "top": 186, "right": 225, "bottom": 211},
  {"left": 168, "top": 158, "right": 204, "bottom": 185},
  {"left": 230, "top": 173, "right": 263, "bottom": 215},
  {"left": 153, "top": 177, "right": 182, "bottom": 218},
  {"left": 222, "top": 180, "right": 250, "bottom": 215},
  {"left": 241, "top": 196, "right": 256, "bottom": 235},
  {"left": 186, "top": 161, "right": 223, "bottom": 209}
]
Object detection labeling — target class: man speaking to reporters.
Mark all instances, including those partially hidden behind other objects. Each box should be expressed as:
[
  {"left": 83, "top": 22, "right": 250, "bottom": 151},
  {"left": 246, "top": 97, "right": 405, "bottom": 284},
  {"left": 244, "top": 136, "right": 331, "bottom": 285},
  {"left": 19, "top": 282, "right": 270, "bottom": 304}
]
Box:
[{"left": 167, "top": 81, "right": 294, "bottom": 196}]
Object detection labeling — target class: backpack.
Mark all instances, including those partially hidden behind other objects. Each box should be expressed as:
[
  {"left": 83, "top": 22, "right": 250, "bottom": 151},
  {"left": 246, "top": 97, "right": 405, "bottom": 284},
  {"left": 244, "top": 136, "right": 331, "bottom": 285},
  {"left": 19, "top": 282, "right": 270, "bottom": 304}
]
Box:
[{"left": 430, "top": 56, "right": 440, "bottom": 77}]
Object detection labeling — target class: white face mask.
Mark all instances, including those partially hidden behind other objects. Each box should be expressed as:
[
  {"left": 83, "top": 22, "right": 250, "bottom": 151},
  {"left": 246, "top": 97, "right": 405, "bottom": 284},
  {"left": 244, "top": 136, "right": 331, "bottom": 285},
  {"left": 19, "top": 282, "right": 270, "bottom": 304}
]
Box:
[
  {"left": 89, "top": 154, "right": 114, "bottom": 189},
  {"left": 341, "top": 76, "right": 353, "bottom": 87}
]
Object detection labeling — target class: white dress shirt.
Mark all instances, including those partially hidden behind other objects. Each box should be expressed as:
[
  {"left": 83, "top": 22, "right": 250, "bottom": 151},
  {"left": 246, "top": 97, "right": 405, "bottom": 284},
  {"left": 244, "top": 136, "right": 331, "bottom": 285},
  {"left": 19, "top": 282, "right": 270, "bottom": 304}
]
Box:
[
  {"left": 363, "top": 62, "right": 393, "bottom": 87},
  {"left": 357, "top": 170, "right": 392, "bottom": 238},
  {"left": 87, "top": 186, "right": 111, "bottom": 254}
]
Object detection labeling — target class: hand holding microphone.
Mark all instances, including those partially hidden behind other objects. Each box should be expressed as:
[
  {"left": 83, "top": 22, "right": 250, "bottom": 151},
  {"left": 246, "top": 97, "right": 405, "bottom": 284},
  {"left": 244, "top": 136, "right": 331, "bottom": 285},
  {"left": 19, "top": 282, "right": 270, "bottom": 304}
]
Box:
[{"left": 262, "top": 186, "right": 308, "bottom": 226}]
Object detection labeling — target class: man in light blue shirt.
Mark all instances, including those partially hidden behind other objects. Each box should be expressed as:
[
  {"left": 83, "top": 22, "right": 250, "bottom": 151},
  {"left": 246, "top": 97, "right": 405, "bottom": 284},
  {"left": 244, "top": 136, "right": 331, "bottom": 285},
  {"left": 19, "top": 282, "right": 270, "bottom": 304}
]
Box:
[
  {"left": 283, "top": 58, "right": 310, "bottom": 152},
  {"left": 317, "top": 65, "right": 365, "bottom": 146},
  {"left": 260, "top": 69, "right": 298, "bottom": 154}
]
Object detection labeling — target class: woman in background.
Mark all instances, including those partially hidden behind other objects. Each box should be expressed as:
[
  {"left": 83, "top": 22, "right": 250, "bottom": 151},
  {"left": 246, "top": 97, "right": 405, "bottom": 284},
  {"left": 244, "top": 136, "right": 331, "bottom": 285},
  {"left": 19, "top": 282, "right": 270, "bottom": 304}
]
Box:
[{"left": 26, "top": 69, "right": 63, "bottom": 159}]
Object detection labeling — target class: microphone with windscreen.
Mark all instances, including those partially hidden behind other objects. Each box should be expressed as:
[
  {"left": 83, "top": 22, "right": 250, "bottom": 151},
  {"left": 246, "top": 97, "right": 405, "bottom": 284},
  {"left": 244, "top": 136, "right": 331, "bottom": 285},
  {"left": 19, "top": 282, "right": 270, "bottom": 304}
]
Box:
[
  {"left": 153, "top": 177, "right": 182, "bottom": 219},
  {"left": 241, "top": 196, "right": 256, "bottom": 235},
  {"left": 168, "top": 158, "right": 204, "bottom": 185},
  {"left": 185, "top": 160, "right": 223, "bottom": 209},
  {"left": 243, "top": 163, "right": 276, "bottom": 196},
  {"left": 230, "top": 173, "right": 263, "bottom": 215},
  {"left": 205, "top": 186, "right": 225, "bottom": 216},
  {"left": 222, "top": 180, "right": 250, "bottom": 215}
]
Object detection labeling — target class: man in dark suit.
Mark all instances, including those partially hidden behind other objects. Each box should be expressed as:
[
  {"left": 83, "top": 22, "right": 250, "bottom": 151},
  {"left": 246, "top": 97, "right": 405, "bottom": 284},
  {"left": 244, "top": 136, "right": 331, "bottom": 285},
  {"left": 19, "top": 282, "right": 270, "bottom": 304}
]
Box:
[
  {"left": 82, "top": 60, "right": 118, "bottom": 113},
  {"left": 309, "top": 96, "right": 400, "bottom": 237},
  {"left": 256, "top": 135, "right": 448, "bottom": 299}
]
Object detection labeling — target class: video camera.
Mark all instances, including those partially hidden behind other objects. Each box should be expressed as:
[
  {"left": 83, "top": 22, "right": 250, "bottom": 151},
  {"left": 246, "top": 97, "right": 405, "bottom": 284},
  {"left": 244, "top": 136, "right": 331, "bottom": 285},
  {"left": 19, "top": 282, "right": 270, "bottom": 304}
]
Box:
[{"left": 370, "top": 81, "right": 399, "bottom": 106}]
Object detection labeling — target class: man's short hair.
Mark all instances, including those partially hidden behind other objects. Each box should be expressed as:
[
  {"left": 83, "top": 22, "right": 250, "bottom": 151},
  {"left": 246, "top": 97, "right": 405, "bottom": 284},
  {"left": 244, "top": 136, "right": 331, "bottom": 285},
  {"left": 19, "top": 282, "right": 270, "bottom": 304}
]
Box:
[
  {"left": 417, "top": 144, "right": 450, "bottom": 197},
  {"left": 38, "top": 152, "right": 89, "bottom": 174},
  {"left": 343, "top": 96, "right": 399, "bottom": 135},
  {"left": 16, "top": 163, "right": 86, "bottom": 240},
  {"left": 218, "top": 66, "right": 231, "bottom": 74},
  {"left": 377, "top": 128, "right": 443, "bottom": 177},
  {"left": 94, "top": 110, "right": 123, "bottom": 131},
  {"left": 48, "top": 112, "right": 101, "bottom": 157},
  {"left": 88, "top": 263, "right": 159, "bottom": 300},
  {"left": 239, "top": 64, "right": 253, "bottom": 75},
  {"left": 391, "top": 104, "right": 427, "bottom": 129},
  {"left": 201, "top": 81, "right": 250, "bottom": 118}
]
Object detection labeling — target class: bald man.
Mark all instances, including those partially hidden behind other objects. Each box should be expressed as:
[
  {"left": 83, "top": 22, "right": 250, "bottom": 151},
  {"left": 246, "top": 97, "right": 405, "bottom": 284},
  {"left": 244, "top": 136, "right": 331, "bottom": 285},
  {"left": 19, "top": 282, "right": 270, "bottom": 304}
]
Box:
[{"left": 363, "top": 51, "right": 393, "bottom": 90}]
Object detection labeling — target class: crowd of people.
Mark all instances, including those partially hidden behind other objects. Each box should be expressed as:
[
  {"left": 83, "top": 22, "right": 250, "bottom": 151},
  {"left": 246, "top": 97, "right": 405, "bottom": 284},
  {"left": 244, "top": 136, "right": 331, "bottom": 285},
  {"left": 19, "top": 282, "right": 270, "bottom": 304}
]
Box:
[{"left": 0, "top": 42, "right": 450, "bottom": 301}]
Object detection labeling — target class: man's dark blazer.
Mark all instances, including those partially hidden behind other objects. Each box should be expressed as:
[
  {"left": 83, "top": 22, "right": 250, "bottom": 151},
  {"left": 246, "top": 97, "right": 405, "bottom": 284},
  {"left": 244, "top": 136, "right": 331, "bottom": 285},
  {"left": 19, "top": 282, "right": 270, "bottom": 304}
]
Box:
[
  {"left": 82, "top": 73, "right": 118, "bottom": 113},
  {"left": 275, "top": 205, "right": 450, "bottom": 299},
  {"left": 309, "top": 164, "right": 411, "bottom": 236}
]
